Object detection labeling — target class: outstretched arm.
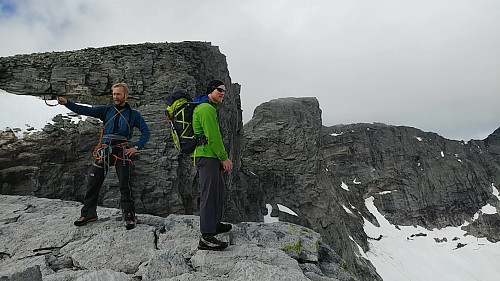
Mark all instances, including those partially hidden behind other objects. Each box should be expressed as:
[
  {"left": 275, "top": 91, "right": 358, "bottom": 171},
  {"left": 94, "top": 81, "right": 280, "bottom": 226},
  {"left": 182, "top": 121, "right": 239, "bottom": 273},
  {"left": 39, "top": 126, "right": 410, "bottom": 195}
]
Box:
[{"left": 57, "top": 97, "right": 106, "bottom": 119}]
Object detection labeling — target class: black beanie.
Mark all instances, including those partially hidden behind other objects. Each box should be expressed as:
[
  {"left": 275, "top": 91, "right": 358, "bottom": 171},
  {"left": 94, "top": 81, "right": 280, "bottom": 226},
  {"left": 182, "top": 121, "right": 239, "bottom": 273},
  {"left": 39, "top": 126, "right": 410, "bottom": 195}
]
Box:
[{"left": 206, "top": 80, "right": 225, "bottom": 94}]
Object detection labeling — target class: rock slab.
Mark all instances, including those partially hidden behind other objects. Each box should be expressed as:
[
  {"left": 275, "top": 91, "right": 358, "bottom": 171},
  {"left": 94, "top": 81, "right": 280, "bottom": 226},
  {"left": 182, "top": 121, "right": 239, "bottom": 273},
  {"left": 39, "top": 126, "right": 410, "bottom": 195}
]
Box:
[{"left": 0, "top": 195, "right": 355, "bottom": 281}]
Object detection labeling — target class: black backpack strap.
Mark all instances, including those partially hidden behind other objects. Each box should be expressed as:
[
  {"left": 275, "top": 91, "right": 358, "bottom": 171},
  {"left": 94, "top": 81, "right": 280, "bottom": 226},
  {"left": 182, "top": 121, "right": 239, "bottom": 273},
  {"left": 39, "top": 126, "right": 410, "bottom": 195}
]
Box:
[
  {"left": 104, "top": 106, "right": 112, "bottom": 120},
  {"left": 127, "top": 107, "right": 133, "bottom": 139},
  {"left": 196, "top": 134, "right": 208, "bottom": 146}
]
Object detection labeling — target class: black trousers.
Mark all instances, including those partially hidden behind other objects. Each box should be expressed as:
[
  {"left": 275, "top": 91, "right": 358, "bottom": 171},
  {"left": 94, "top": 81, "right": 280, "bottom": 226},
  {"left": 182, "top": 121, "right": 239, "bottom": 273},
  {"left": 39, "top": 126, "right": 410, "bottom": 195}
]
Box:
[
  {"left": 196, "top": 157, "right": 225, "bottom": 234},
  {"left": 80, "top": 146, "right": 134, "bottom": 218}
]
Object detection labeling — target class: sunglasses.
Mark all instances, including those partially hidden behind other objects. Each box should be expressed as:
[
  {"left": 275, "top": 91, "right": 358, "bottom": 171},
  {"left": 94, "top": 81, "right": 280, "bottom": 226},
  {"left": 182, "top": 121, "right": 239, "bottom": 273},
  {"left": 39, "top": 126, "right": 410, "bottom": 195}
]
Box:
[{"left": 214, "top": 87, "right": 226, "bottom": 93}]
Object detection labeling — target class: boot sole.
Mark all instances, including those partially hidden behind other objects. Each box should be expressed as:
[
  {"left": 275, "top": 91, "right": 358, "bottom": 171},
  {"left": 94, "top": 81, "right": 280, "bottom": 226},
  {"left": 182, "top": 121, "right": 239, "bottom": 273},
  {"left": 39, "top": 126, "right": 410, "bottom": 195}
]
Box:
[
  {"left": 198, "top": 244, "right": 227, "bottom": 251},
  {"left": 74, "top": 217, "right": 98, "bottom": 226},
  {"left": 198, "top": 239, "right": 228, "bottom": 251},
  {"left": 125, "top": 222, "right": 136, "bottom": 230}
]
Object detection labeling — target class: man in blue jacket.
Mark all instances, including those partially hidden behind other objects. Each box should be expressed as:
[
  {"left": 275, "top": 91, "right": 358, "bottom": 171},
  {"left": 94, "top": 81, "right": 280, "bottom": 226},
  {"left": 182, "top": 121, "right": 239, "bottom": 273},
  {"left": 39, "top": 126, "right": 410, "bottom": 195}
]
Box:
[{"left": 57, "top": 82, "right": 150, "bottom": 230}]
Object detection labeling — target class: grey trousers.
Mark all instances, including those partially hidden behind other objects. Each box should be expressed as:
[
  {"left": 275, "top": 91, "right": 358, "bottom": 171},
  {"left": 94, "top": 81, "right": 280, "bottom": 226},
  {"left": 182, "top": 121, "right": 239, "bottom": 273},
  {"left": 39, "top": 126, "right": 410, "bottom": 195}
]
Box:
[{"left": 196, "top": 157, "right": 225, "bottom": 234}]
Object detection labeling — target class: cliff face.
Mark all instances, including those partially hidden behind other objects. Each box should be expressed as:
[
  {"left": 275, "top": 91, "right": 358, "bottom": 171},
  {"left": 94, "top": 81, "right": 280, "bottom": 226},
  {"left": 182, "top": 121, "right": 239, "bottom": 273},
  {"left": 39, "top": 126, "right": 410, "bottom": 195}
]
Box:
[
  {"left": 321, "top": 123, "right": 498, "bottom": 228},
  {"left": 0, "top": 41, "right": 246, "bottom": 221},
  {"left": 240, "top": 97, "right": 500, "bottom": 280}
]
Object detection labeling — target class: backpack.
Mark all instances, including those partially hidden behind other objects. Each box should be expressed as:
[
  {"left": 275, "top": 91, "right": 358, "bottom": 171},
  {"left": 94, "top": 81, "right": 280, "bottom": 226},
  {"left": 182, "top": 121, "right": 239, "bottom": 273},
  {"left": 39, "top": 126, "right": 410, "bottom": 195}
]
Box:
[{"left": 165, "top": 90, "right": 209, "bottom": 154}]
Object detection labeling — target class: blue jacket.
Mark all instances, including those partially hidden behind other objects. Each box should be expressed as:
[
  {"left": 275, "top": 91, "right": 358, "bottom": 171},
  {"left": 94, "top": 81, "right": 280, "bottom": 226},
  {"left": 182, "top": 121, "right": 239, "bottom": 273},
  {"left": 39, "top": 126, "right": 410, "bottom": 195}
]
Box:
[{"left": 64, "top": 100, "right": 150, "bottom": 149}]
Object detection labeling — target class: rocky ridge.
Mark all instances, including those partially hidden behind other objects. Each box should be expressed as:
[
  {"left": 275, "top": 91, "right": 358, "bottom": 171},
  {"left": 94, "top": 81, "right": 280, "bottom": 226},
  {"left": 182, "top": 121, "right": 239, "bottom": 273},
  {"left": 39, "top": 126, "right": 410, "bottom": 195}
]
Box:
[{"left": 0, "top": 194, "right": 355, "bottom": 281}]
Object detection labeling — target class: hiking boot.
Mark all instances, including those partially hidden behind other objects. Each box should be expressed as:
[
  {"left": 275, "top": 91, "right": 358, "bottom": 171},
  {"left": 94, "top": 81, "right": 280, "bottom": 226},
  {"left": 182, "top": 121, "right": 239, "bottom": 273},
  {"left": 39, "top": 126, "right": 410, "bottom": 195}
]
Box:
[
  {"left": 74, "top": 216, "right": 98, "bottom": 226},
  {"left": 124, "top": 213, "right": 136, "bottom": 230},
  {"left": 198, "top": 234, "right": 228, "bottom": 251},
  {"left": 215, "top": 222, "right": 232, "bottom": 234}
]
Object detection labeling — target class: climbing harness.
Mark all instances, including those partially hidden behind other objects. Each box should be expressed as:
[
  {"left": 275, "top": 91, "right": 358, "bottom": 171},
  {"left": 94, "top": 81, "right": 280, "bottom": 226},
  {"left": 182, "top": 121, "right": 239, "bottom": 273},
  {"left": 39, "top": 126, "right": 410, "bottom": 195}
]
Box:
[{"left": 92, "top": 107, "right": 133, "bottom": 189}]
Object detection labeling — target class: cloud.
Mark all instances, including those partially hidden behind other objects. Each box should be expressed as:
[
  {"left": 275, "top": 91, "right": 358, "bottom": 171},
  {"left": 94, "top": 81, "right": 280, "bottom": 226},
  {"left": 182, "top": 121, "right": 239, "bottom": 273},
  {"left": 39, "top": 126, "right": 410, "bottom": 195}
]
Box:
[{"left": 1, "top": 0, "right": 499, "bottom": 140}]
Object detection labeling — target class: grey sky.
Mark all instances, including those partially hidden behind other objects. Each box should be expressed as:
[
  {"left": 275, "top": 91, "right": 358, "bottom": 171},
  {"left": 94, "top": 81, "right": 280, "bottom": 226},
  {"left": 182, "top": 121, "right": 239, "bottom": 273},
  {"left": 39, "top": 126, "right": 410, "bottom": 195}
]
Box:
[{"left": 0, "top": 0, "right": 499, "bottom": 140}]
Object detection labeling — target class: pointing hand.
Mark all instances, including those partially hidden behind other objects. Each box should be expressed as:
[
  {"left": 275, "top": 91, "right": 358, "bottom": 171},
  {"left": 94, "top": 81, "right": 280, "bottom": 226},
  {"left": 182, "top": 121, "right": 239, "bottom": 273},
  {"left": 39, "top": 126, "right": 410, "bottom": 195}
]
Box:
[{"left": 57, "top": 97, "right": 67, "bottom": 105}]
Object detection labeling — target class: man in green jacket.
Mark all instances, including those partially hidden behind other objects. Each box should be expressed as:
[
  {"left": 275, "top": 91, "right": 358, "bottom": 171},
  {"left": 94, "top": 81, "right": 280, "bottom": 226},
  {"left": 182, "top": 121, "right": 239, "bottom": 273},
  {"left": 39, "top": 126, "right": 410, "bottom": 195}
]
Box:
[{"left": 192, "top": 80, "right": 233, "bottom": 250}]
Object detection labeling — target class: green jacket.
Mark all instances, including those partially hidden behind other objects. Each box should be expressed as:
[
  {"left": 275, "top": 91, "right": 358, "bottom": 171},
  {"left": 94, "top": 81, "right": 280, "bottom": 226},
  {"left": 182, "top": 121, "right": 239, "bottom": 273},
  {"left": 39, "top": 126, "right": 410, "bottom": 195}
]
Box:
[{"left": 191, "top": 101, "right": 228, "bottom": 161}]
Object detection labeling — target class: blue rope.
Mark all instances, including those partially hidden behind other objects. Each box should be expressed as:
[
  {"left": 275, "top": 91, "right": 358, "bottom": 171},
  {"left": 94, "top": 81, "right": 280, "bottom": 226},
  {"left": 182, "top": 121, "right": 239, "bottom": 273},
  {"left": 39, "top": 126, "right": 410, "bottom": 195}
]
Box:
[{"left": 104, "top": 142, "right": 112, "bottom": 190}]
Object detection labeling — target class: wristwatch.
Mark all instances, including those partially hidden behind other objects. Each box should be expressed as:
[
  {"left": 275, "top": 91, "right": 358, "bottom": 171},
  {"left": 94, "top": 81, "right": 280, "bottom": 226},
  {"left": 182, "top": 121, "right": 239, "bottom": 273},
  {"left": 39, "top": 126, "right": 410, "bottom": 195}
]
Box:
[{"left": 134, "top": 146, "right": 139, "bottom": 150}]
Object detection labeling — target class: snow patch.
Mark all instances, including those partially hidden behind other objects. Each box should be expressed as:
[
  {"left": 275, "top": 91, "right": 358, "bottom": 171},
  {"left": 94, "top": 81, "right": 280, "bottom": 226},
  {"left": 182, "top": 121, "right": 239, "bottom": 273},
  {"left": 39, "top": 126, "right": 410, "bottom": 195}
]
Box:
[
  {"left": 330, "top": 132, "right": 344, "bottom": 136},
  {"left": 264, "top": 204, "right": 279, "bottom": 223},
  {"left": 342, "top": 204, "right": 354, "bottom": 215},
  {"left": 341, "top": 182, "right": 350, "bottom": 191},
  {"left": 277, "top": 204, "right": 298, "bottom": 216},
  {"left": 1, "top": 89, "right": 85, "bottom": 138},
  {"left": 378, "top": 190, "right": 396, "bottom": 195},
  {"left": 492, "top": 183, "right": 500, "bottom": 201},
  {"left": 363, "top": 196, "right": 500, "bottom": 281},
  {"left": 350, "top": 235, "right": 368, "bottom": 259},
  {"left": 479, "top": 204, "right": 498, "bottom": 215},
  {"left": 263, "top": 203, "right": 298, "bottom": 223}
]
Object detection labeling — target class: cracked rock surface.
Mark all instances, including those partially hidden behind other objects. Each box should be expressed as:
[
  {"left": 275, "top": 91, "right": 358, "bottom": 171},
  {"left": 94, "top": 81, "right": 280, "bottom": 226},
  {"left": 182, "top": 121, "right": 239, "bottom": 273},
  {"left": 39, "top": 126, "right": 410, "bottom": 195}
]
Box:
[{"left": 0, "top": 195, "right": 355, "bottom": 281}]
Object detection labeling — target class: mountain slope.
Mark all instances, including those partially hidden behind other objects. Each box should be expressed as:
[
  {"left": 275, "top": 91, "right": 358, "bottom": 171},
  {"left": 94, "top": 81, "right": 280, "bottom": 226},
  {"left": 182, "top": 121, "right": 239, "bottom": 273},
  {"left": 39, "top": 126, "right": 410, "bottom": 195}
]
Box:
[{"left": 240, "top": 97, "right": 500, "bottom": 280}]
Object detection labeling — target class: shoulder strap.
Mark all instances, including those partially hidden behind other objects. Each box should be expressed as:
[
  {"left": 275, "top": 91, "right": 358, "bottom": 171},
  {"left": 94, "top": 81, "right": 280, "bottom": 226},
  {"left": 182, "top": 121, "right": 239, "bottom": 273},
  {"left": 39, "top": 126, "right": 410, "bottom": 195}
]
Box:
[
  {"left": 103, "top": 106, "right": 119, "bottom": 128},
  {"left": 103, "top": 106, "right": 132, "bottom": 138},
  {"left": 104, "top": 106, "right": 112, "bottom": 120}
]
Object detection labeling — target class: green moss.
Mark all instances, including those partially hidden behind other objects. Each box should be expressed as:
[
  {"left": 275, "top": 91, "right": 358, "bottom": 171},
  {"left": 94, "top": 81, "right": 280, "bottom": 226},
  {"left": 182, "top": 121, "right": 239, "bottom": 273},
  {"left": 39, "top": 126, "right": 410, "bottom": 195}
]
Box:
[
  {"left": 340, "top": 267, "right": 355, "bottom": 278},
  {"left": 339, "top": 259, "right": 356, "bottom": 278},
  {"left": 283, "top": 239, "right": 302, "bottom": 254},
  {"left": 28, "top": 82, "right": 46, "bottom": 90},
  {"left": 97, "top": 95, "right": 112, "bottom": 101}
]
